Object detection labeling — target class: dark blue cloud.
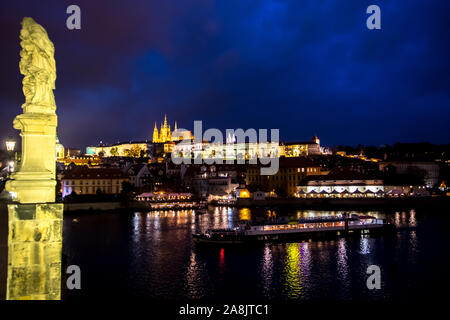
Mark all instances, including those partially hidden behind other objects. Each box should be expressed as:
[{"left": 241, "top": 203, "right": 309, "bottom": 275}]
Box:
[{"left": 0, "top": 0, "right": 449, "bottom": 149}]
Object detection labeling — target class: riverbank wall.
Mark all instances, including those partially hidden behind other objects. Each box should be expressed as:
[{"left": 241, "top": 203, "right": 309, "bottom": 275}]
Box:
[
  {"left": 62, "top": 196, "right": 450, "bottom": 213},
  {"left": 236, "top": 196, "right": 450, "bottom": 210}
]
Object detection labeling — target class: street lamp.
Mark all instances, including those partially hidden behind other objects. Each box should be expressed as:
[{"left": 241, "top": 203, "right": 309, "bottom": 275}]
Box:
[
  {"left": 5, "top": 136, "right": 16, "bottom": 174},
  {"left": 5, "top": 136, "right": 16, "bottom": 152}
]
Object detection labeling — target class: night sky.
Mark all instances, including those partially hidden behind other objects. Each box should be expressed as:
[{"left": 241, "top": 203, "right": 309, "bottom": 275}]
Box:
[{"left": 0, "top": 0, "right": 449, "bottom": 150}]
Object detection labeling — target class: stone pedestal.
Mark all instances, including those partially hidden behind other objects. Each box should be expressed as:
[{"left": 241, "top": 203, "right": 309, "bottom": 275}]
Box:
[
  {"left": 5, "top": 112, "right": 57, "bottom": 204},
  {"left": 6, "top": 203, "right": 63, "bottom": 300}
]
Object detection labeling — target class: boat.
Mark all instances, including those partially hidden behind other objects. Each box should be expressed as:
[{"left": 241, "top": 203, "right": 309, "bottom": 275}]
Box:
[{"left": 192, "top": 214, "right": 395, "bottom": 244}]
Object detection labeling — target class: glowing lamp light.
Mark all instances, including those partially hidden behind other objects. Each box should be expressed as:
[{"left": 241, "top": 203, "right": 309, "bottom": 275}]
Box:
[
  {"left": 5, "top": 137, "right": 16, "bottom": 151},
  {"left": 239, "top": 189, "right": 250, "bottom": 198}
]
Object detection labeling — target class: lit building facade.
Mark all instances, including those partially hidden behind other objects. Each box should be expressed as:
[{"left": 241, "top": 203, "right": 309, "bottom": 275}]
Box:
[
  {"left": 86, "top": 141, "right": 150, "bottom": 158},
  {"left": 172, "top": 135, "right": 325, "bottom": 162},
  {"left": 59, "top": 155, "right": 101, "bottom": 166},
  {"left": 61, "top": 167, "right": 129, "bottom": 198},
  {"left": 86, "top": 131, "right": 326, "bottom": 161},
  {"left": 279, "top": 136, "right": 322, "bottom": 157},
  {"left": 246, "top": 157, "right": 322, "bottom": 197},
  {"left": 297, "top": 173, "right": 384, "bottom": 198},
  {"left": 296, "top": 171, "right": 430, "bottom": 198}
]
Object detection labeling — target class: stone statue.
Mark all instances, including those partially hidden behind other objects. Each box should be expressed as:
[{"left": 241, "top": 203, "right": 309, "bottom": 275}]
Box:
[
  {"left": 19, "top": 17, "right": 57, "bottom": 113},
  {"left": 5, "top": 17, "right": 63, "bottom": 300},
  {"left": 6, "top": 17, "right": 58, "bottom": 203}
]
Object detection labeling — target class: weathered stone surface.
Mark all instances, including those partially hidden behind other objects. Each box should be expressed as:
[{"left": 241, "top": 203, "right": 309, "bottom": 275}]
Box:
[
  {"left": 7, "top": 267, "right": 27, "bottom": 298},
  {"left": 9, "top": 204, "right": 36, "bottom": 221},
  {"left": 7, "top": 203, "right": 63, "bottom": 300},
  {"left": 8, "top": 205, "right": 63, "bottom": 244},
  {"left": 36, "top": 204, "right": 64, "bottom": 220}
]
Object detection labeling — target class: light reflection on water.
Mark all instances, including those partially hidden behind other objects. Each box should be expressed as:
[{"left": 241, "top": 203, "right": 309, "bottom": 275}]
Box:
[
  {"left": 284, "top": 243, "right": 303, "bottom": 299},
  {"left": 336, "top": 239, "right": 348, "bottom": 288},
  {"left": 261, "top": 244, "right": 273, "bottom": 297},
  {"left": 62, "top": 207, "right": 449, "bottom": 301},
  {"left": 360, "top": 237, "right": 371, "bottom": 255}
]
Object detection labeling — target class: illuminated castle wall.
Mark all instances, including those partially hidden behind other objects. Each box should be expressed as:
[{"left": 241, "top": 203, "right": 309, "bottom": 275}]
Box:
[
  {"left": 86, "top": 141, "right": 149, "bottom": 158},
  {"left": 85, "top": 116, "right": 193, "bottom": 158}
]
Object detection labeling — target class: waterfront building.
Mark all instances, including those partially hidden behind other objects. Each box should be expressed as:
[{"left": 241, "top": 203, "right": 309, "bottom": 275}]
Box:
[
  {"left": 383, "top": 185, "right": 429, "bottom": 196},
  {"left": 191, "top": 174, "right": 239, "bottom": 199},
  {"left": 136, "top": 191, "right": 192, "bottom": 201},
  {"left": 61, "top": 167, "right": 129, "bottom": 198},
  {"left": 135, "top": 191, "right": 197, "bottom": 209},
  {"left": 123, "top": 163, "right": 151, "bottom": 188},
  {"left": 379, "top": 160, "right": 440, "bottom": 187},
  {"left": 236, "top": 188, "right": 251, "bottom": 198},
  {"left": 296, "top": 169, "right": 384, "bottom": 198},
  {"left": 208, "top": 176, "right": 239, "bottom": 199},
  {"left": 246, "top": 157, "right": 322, "bottom": 197},
  {"left": 183, "top": 164, "right": 241, "bottom": 198}
]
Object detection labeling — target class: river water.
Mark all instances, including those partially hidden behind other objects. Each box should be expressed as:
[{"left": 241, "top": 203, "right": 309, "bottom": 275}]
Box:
[{"left": 61, "top": 207, "right": 450, "bottom": 301}]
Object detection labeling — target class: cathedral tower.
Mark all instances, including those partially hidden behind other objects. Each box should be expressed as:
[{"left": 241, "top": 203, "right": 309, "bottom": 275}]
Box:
[{"left": 152, "top": 122, "right": 159, "bottom": 143}]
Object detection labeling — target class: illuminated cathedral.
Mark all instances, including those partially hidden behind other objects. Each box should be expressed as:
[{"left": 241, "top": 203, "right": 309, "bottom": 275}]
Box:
[{"left": 153, "top": 115, "right": 192, "bottom": 143}]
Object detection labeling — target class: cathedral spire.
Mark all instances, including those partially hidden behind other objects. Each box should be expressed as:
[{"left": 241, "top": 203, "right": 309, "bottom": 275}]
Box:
[
  {"left": 152, "top": 121, "right": 159, "bottom": 143},
  {"left": 164, "top": 114, "right": 167, "bottom": 127}
]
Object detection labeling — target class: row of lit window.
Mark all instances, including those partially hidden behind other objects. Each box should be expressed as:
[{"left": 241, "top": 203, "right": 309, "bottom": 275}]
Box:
[
  {"left": 248, "top": 167, "right": 319, "bottom": 175},
  {"left": 64, "top": 179, "right": 123, "bottom": 186},
  {"left": 262, "top": 222, "right": 345, "bottom": 231},
  {"left": 65, "top": 186, "right": 119, "bottom": 194}
]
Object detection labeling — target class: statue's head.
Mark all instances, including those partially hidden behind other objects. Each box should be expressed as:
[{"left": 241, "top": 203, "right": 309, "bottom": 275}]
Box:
[
  {"left": 20, "top": 17, "right": 54, "bottom": 54},
  {"left": 20, "top": 17, "right": 37, "bottom": 39}
]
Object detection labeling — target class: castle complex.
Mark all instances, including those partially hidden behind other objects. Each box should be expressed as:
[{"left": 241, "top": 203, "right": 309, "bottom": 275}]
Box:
[{"left": 82, "top": 115, "right": 326, "bottom": 159}]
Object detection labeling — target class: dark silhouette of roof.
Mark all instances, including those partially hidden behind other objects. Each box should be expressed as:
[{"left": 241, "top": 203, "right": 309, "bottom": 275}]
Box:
[
  {"left": 278, "top": 157, "right": 319, "bottom": 168},
  {"left": 62, "top": 167, "right": 129, "bottom": 180},
  {"left": 303, "top": 168, "right": 379, "bottom": 182}
]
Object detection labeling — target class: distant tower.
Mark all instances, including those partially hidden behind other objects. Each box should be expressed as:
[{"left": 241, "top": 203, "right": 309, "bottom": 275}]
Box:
[
  {"left": 158, "top": 114, "right": 171, "bottom": 143},
  {"left": 312, "top": 135, "right": 320, "bottom": 145},
  {"left": 153, "top": 115, "right": 185, "bottom": 143},
  {"left": 152, "top": 122, "right": 159, "bottom": 143},
  {"left": 56, "top": 136, "right": 64, "bottom": 159},
  {"left": 226, "top": 132, "right": 236, "bottom": 144},
  {"left": 172, "top": 121, "right": 181, "bottom": 141},
  {"left": 160, "top": 122, "right": 164, "bottom": 141}
]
